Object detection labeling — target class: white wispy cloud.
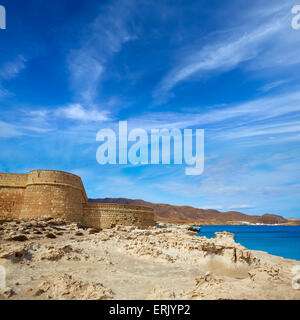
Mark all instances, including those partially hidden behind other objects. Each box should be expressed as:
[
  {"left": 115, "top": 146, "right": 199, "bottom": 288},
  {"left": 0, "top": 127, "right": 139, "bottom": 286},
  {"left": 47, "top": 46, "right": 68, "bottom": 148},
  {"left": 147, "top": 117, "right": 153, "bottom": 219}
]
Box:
[
  {"left": 0, "top": 56, "right": 27, "bottom": 100},
  {"left": 68, "top": 0, "right": 137, "bottom": 104},
  {"left": 0, "top": 121, "right": 23, "bottom": 138},
  {"left": 55, "top": 103, "right": 109, "bottom": 122},
  {"left": 200, "top": 205, "right": 224, "bottom": 210},
  {"left": 130, "top": 90, "right": 300, "bottom": 137},
  {"left": 0, "top": 113, "right": 54, "bottom": 138},
  {"left": 218, "top": 120, "right": 300, "bottom": 140},
  {"left": 153, "top": 1, "right": 297, "bottom": 103},
  {"left": 0, "top": 102, "right": 110, "bottom": 140},
  {"left": 154, "top": 24, "right": 278, "bottom": 100},
  {"left": 259, "top": 80, "right": 290, "bottom": 92},
  {"left": 0, "top": 84, "right": 9, "bottom": 99},
  {"left": 0, "top": 55, "right": 26, "bottom": 80},
  {"left": 229, "top": 205, "right": 255, "bottom": 210}
]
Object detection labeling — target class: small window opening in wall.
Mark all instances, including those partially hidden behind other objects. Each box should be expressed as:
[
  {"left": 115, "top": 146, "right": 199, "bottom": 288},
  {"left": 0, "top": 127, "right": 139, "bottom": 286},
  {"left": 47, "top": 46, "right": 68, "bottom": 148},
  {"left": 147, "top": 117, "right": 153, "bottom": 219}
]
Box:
[
  {"left": 17, "top": 176, "right": 19, "bottom": 184},
  {"left": 38, "top": 173, "right": 40, "bottom": 178},
  {"left": 12, "top": 201, "right": 15, "bottom": 207},
  {"left": 0, "top": 175, "right": 2, "bottom": 181}
]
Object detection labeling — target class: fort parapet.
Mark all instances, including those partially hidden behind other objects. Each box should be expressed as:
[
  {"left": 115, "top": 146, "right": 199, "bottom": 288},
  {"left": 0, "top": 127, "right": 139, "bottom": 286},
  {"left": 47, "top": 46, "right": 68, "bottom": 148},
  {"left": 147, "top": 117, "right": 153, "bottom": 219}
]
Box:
[{"left": 0, "top": 170, "right": 155, "bottom": 229}]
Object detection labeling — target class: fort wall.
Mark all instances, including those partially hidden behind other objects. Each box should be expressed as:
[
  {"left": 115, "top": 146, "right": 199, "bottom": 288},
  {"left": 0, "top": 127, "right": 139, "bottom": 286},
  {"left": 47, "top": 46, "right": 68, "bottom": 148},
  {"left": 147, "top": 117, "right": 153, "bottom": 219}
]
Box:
[
  {"left": 0, "top": 170, "right": 155, "bottom": 229},
  {"left": 19, "top": 170, "right": 86, "bottom": 222},
  {"left": 82, "top": 203, "right": 155, "bottom": 229},
  {"left": 0, "top": 173, "right": 27, "bottom": 219}
]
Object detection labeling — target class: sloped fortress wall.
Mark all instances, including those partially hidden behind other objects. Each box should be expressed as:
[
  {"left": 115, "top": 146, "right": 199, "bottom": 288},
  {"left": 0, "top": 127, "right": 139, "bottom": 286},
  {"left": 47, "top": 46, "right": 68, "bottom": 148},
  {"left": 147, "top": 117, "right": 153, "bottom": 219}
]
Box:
[
  {"left": 19, "top": 170, "right": 87, "bottom": 222},
  {"left": 0, "top": 170, "right": 155, "bottom": 229},
  {"left": 83, "top": 203, "right": 155, "bottom": 229}
]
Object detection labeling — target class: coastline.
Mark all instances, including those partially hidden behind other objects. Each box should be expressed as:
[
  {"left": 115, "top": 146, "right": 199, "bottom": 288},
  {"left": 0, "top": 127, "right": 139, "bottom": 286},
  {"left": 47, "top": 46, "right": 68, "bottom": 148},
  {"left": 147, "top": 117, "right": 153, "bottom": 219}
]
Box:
[
  {"left": 1, "top": 218, "right": 300, "bottom": 300},
  {"left": 195, "top": 224, "right": 300, "bottom": 261},
  {"left": 181, "top": 221, "right": 300, "bottom": 226},
  {"left": 155, "top": 217, "right": 300, "bottom": 226}
]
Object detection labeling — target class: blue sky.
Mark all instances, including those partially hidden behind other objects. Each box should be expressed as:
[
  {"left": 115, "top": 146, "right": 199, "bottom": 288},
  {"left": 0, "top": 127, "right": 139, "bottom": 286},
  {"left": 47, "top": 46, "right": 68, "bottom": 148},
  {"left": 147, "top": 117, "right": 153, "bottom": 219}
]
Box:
[{"left": 1, "top": 0, "right": 300, "bottom": 218}]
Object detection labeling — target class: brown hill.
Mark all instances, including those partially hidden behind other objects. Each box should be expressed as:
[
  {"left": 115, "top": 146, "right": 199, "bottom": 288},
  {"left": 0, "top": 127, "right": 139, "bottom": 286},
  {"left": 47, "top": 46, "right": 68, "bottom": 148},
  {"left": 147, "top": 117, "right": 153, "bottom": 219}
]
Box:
[{"left": 88, "top": 198, "right": 288, "bottom": 225}]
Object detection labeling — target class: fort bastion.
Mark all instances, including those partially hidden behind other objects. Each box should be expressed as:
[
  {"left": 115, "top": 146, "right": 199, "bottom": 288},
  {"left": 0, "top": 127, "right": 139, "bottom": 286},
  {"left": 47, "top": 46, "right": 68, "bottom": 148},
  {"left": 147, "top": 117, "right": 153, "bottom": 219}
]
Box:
[{"left": 0, "top": 170, "right": 155, "bottom": 229}]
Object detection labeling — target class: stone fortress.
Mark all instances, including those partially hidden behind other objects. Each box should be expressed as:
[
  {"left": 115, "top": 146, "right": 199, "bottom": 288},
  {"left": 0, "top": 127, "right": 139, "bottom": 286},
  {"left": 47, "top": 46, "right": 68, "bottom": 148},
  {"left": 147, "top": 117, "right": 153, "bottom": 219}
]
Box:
[{"left": 0, "top": 170, "right": 155, "bottom": 229}]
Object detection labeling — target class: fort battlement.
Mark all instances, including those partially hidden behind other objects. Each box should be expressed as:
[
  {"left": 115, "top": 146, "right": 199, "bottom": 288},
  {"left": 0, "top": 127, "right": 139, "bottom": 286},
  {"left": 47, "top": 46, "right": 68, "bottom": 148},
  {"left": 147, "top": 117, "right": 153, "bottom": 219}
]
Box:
[{"left": 0, "top": 170, "right": 155, "bottom": 229}]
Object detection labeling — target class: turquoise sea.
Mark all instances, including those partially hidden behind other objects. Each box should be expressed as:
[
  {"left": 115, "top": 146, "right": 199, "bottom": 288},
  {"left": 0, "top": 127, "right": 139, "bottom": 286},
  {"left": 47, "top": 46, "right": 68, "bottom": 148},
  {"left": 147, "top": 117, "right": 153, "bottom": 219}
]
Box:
[{"left": 197, "top": 225, "right": 300, "bottom": 261}]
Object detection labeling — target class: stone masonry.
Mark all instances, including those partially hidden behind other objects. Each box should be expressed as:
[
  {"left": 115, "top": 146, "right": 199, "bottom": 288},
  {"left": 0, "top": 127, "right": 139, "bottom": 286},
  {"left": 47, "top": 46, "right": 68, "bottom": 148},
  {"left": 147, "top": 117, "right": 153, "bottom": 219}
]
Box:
[{"left": 0, "top": 170, "right": 155, "bottom": 229}]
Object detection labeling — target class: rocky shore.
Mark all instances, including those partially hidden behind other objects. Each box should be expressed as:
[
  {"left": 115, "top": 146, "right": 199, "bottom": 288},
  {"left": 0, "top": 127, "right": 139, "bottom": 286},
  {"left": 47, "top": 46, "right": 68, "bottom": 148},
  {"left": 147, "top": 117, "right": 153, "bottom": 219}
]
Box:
[{"left": 0, "top": 218, "right": 299, "bottom": 300}]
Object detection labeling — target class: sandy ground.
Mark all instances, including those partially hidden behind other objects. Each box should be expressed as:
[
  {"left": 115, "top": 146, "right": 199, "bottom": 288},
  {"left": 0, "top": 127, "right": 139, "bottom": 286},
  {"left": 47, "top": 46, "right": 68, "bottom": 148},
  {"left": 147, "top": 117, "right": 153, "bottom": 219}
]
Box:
[{"left": 0, "top": 218, "right": 299, "bottom": 300}]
